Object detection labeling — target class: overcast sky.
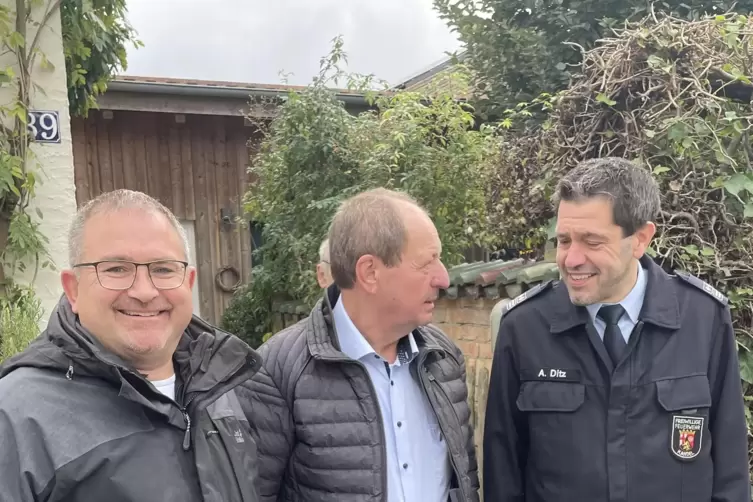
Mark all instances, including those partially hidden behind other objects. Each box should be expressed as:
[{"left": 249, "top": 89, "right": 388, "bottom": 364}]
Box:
[{"left": 122, "top": 0, "right": 463, "bottom": 87}]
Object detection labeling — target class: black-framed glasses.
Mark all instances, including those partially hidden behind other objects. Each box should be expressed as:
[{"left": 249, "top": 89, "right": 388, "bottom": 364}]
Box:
[{"left": 73, "top": 260, "right": 189, "bottom": 291}]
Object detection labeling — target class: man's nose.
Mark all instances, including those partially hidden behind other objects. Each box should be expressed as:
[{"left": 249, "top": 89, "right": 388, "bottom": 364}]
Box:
[
  {"left": 433, "top": 261, "right": 450, "bottom": 290},
  {"left": 563, "top": 244, "right": 587, "bottom": 269},
  {"left": 127, "top": 265, "right": 160, "bottom": 302}
]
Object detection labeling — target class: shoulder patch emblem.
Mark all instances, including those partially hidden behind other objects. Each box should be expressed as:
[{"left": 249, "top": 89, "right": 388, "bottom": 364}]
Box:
[
  {"left": 675, "top": 271, "right": 728, "bottom": 305},
  {"left": 502, "top": 280, "right": 553, "bottom": 317}
]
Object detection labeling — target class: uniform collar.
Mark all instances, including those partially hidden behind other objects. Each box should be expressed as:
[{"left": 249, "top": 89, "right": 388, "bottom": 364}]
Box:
[
  {"left": 585, "top": 261, "right": 647, "bottom": 325},
  {"left": 550, "top": 254, "right": 681, "bottom": 334}
]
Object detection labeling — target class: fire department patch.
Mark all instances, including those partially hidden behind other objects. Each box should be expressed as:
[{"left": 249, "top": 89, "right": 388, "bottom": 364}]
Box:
[{"left": 671, "top": 415, "right": 704, "bottom": 461}]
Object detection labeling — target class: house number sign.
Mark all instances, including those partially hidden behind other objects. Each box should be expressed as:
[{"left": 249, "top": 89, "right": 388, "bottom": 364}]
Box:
[{"left": 27, "top": 110, "right": 61, "bottom": 144}]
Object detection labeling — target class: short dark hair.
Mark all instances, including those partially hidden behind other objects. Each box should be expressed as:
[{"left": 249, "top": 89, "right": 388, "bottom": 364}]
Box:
[{"left": 553, "top": 158, "right": 661, "bottom": 236}]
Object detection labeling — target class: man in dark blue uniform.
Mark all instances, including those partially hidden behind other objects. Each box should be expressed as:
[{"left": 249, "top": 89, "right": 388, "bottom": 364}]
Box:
[{"left": 483, "top": 157, "right": 750, "bottom": 502}]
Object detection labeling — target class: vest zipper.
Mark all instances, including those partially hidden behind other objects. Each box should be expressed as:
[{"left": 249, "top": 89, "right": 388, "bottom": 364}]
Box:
[
  {"left": 418, "top": 353, "right": 467, "bottom": 502},
  {"left": 350, "top": 360, "right": 388, "bottom": 498}
]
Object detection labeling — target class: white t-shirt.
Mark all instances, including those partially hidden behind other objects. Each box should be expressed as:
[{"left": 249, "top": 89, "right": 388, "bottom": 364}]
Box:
[{"left": 151, "top": 374, "right": 176, "bottom": 400}]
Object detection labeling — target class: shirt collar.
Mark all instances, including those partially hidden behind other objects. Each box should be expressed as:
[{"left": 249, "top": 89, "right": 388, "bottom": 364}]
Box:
[
  {"left": 586, "top": 261, "right": 647, "bottom": 324},
  {"left": 332, "top": 296, "right": 419, "bottom": 365}
]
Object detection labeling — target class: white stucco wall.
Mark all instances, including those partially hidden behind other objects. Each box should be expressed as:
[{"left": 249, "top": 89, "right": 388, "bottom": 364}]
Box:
[
  {"left": 0, "top": 2, "right": 77, "bottom": 327},
  {"left": 180, "top": 220, "right": 202, "bottom": 316}
]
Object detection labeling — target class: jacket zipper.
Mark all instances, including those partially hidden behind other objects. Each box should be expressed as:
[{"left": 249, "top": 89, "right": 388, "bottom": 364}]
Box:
[
  {"left": 180, "top": 390, "right": 201, "bottom": 451},
  {"left": 418, "top": 353, "right": 467, "bottom": 502},
  {"left": 181, "top": 407, "right": 192, "bottom": 450},
  {"left": 350, "top": 360, "right": 388, "bottom": 500},
  {"left": 177, "top": 349, "right": 257, "bottom": 452}
]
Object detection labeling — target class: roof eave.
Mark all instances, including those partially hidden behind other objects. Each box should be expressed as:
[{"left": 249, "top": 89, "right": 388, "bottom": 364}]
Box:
[{"left": 106, "top": 79, "right": 368, "bottom": 105}]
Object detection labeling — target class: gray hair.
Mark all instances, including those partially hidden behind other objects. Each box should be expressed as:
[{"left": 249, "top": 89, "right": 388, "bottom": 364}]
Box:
[
  {"left": 553, "top": 157, "right": 661, "bottom": 236},
  {"left": 68, "top": 189, "right": 190, "bottom": 266},
  {"left": 328, "top": 188, "right": 424, "bottom": 289},
  {"left": 318, "top": 238, "right": 330, "bottom": 264}
]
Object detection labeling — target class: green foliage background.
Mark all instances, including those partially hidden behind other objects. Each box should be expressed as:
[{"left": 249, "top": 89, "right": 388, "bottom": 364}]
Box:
[
  {"left": 485, "top": 13, "right": 753, "bottom": 466},
  {"left": 62, "top": 0, "right": 142, "bottom": 117},
  {"left": 433, "top": 0, "right": 753, "bottom": 119},
  {"left": 221, "top": 40, "right": 498, "bottom": 347},
  {"left": 0, "top": 286, "right": 42, "bottom": 361},
  {"left": 0, "top": 1, "right": 139, "bottom": 361}
]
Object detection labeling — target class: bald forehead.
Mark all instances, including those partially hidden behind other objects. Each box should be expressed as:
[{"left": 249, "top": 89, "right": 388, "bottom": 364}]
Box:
[{"left": 81, "top": 208, "right": 186, "bottom": 260}]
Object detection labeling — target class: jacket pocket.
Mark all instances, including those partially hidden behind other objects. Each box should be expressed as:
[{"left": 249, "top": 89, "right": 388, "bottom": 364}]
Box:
[
  {"left": 655, "top": 374, "right": 711, "bottom": 412},
  {"left": 516, "top": 381, "right": 586, "bottom": 479},
  {"left": 516, "top": 381, "right": 585, "bottom": 412}
]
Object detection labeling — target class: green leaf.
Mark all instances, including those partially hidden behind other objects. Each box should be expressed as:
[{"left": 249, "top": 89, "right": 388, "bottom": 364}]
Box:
[
  {"left": 739, "top": 351, "right": 753, "bottom": 384},
  {"left": 724, "top": 173, "right": 753, "bottom": 196},
  {"left": 653, "top": 166, "right": 670, "bottom": 175},
  {"left": 8, "top": 31, "right": 25, "bottom": 49},
  {"left": 596, "top": 93, "right": 616, "bottom": 106},
  {"left": 646, "top": 55, "right": 665, "bottom": 68},
  {"left": 701, "top": 247, "right": 715, "bottom": 257},
  {"left": 667, "top": 122, "right": 689, "bottom": 141},
  {"left": 715, "top": 149, "right": 731, "bottom": 165},
  {"left": 744, "top": 204, "right": 753, "bottom": 219},
  {"left": 682, "top": 244, "right": 699, "bottom": 257}
]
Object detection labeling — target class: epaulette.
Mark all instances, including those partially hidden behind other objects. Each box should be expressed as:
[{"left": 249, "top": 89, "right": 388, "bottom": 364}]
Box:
[
  {"left": 675, "top": 271, "right": 728, "bottom": 305},
  {"left": 501, "top": 280, "right": 554, "bottom": 317}
]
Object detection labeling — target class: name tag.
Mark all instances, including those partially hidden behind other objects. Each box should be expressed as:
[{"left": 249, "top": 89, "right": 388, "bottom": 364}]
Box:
[{"left": 521, "top": 368, "right": 581, "bottom": 382}]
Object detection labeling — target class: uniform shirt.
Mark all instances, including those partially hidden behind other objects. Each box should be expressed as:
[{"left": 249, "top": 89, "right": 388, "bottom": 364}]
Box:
[
  {"left": 586, "top": 262, "right": 647, "bottom": 342},
  {"left": 333, "top": 298, "right": 451, "bottom": 502}
]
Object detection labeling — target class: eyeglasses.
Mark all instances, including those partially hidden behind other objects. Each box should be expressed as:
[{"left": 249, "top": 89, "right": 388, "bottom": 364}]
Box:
[{"left": 73, "top": 260, "right": 189, "bottom": 291}]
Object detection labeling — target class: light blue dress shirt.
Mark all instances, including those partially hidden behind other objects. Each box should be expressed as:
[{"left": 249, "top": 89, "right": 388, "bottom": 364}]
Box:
[
  {"left": 332, "top": 298, "right": 452, "bottom": 502},
  {"left": 586, "top": 262, "right": 648, "bottom": 342}
]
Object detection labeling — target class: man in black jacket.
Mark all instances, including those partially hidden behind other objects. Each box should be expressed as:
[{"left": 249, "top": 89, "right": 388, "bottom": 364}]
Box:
[
  {"left": 0, "top": 189, "right": 262, "bottom": 502},
  {"left": 242, "top": 188, "right": 479, "bottom": 502},
  {"left": 483, "top": 158, "right": 749, "bottom": 502}
]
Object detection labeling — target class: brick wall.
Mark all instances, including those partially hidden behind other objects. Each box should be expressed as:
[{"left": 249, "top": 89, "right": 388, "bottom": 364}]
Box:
[{"left": 433, "top": 296, "right": 498, "bottom": 495}]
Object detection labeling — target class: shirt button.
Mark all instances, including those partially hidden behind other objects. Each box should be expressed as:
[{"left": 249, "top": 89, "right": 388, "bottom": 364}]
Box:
[
  {"left": 403, "top": 463, "right": 408, "bottom": 469},
  {"left": 374, "top": 355, "right": 380, "bottom": 359},
  {"left": 390, "top": 381, "right": 394, "bottom": 386},
  {"left": 397, "top": 421, "right": 402, "bottom": 427}
]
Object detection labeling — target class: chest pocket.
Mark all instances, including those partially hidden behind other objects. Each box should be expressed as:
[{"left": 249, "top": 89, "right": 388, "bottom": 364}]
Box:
[
  {"left": 517, "top": 381, "right": 585, "bottom": 412},
  {"left": 655, "top": 374, "right": 712, "bottom": 413},
  {"left": 516, "top": 381, "right": 586, "bottom": 464},
  {"left": 195, "top": 390, "right": 259, "bottom": 502}
]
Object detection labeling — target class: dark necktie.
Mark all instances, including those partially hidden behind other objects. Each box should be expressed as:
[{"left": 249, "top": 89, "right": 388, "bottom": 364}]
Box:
[{"left": 597, "top": 304, "right": 627, "bottom": 366}]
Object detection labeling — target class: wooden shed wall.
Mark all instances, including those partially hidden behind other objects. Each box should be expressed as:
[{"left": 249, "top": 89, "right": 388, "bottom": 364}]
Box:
[{"left": 71, "top": 110, "right": 258, "bottom": 323}]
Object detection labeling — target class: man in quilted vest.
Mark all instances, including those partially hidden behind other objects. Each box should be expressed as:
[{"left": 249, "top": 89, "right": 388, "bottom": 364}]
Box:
[{"left": 242, "top": 187, "right": 479, "bottom": 502}]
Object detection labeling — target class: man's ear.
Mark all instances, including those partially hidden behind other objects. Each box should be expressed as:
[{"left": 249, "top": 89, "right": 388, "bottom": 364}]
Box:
[
  {"left": 186, "top": 266, "right": 197, "bottom": 290},
  {"left": 61, "top": 269, "right": 81, "bottom": 313},
  {"left": 633, "top": 221, "right": 657, "bottom": 259},
  {"left": 316, "top": 264, "right": 328, "bottom": 289},
  {"left": 354, "top": 254, "right": 378, "bottom": 294}
]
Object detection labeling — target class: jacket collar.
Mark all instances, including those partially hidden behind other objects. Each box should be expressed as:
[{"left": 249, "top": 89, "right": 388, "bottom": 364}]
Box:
[
  {"left": 2, "top": 295, "right": 262, "bottom": 409},
  {"left": 550, "top": 254, "right": 681, "bottom": 334},
  {"left": 306, "top": 284, "right": 444, "bottom": 361}
]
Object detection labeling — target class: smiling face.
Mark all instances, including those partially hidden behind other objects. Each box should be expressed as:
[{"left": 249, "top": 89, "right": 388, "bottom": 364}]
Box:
[
  {"left": 61, "top": 208, "right": 196, "bottom": 373},
  {"left": 555, "top": 197, "right": 654, "bottom": 306}
]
